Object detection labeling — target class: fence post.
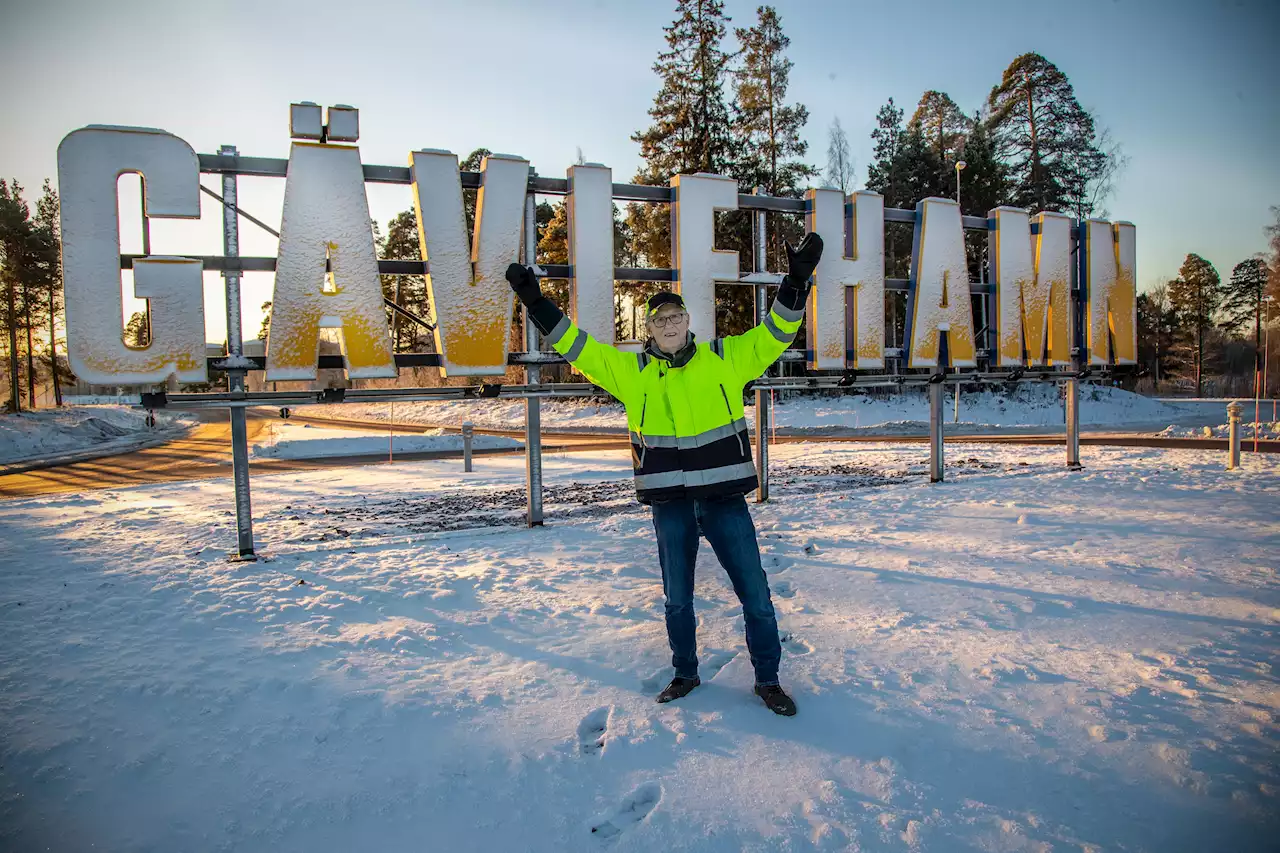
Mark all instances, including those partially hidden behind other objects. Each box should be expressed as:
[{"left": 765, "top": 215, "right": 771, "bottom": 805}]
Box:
[
  {"left": 1065, "top": 378, "right": 1082, "bottom": 470},
  {"left": 523, "top": 186, "right": 544, "bottom": 526},
  {"left": 1227, "top": 400, "right": 1242, "bottom": 470},
  {"left": 461, "top": 421, "right": 474, "bottom": 473},
  {"left": 221, "top": 144, "right": 256, "bottom": 560},
  {"left": 753, "top": 187, "right": 770, "bottom": 503},
  {"left": 929, "top": 376, "right": 945, "bottom": 483}
]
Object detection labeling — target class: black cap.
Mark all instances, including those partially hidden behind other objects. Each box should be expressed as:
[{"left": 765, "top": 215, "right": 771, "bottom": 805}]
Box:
[{"left": 645, "top": 291, "right": 685, "bottom": 317}]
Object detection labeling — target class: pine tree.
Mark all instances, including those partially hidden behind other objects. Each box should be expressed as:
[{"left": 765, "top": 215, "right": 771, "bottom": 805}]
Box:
[
  {"left": 1167, "top": 253, "right": 1223, "bottom": 395},
  {"left": 825, "top": 117, "right": 854, "bottom": 193},
  {"left": 628, "top": 0, "right": 736, "bottom": 269},
  {"left": 1221, "top": 257, "right": 1269, "bottom": 368},
  {"left": 908, "top": 90, "right": 971, "bottom": 195},
  {"left": 379, "top": 210, "right": 430, "bottom": 353},
  {"left": 1137, "top": 283, "right": 1178, "bottom": 388},
  {"left": 986, "top": 53, "right": 1107, "bottom": 214},
  {"left": 866, "top": 98, "right": 906, "bottom": 205},
  {"left": 954, "top": 112, "right": 1008, "bottom": 217},
  {"left": 123, "top": 311, "right": 150, "bottom": 348},
  {"left": 726, "top": 3, "right": 814, "bottom": 337},
  {"left": 731, "top": 5, "right": 816, "bottom": 198},
  {"left": 30, "top": 181, "right": 65, "bottom": 405},
  {"left": 0, "top": 179, "right": 39, "bottom": 412}
]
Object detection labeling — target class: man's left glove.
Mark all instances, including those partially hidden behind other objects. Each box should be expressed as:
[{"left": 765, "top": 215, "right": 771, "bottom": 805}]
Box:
[
  {"left": 505, "top": 263, "right": 543, "bottom": 307},
  {"left": 785, "top": 232, "right": 823, "bottom": 288}
]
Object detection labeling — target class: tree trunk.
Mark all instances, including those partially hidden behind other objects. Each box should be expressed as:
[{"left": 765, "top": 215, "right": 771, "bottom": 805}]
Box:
[
  {"left": 49, "top": 281, "right": 61, "bottom": 406},
  {"left": 24, "top": 283, "right": 36, "bottom": 408},
  {"left": 5, "top": 278, "right": 19, "bottom": 413}
]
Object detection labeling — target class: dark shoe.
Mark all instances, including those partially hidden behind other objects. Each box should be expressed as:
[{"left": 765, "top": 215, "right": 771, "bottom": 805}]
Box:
[
  {"left": 754, "top": 684, "right": 797, "bottom": 716},
  {"left": 656, "top": 676, "right": 701, "bottom": 703}
]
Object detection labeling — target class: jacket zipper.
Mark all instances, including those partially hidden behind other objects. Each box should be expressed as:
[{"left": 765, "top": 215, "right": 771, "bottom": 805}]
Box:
[
  {"left": 637, "top": 394, "right": 648, "bottom": 467},
  {"left": 720, "top": 385, "right": 746, "bottom": 457}
]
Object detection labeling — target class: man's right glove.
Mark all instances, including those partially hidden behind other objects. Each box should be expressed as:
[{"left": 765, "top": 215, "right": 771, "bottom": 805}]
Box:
[{"left": 505, "top": 263, "right": 543, "bottom": 307}]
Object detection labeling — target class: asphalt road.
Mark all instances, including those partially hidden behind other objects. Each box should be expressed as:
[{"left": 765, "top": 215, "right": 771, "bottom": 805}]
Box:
[
  {"left": 0, "top": 410, "right": 618, "bottom": 500},
  {"left": 2, "top": 409, "right": 1274, "bottom": 501}
]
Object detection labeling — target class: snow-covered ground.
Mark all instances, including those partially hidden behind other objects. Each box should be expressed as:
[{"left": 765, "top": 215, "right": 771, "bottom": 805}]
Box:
[
  {"left": 1, "top": 443, "right": 1276, "bottom": 851},
  {"left": 301, "top": 385, "right": 1196, "bottom": 434},
  {"left": 0, "top": 406, "right": 195, "bottom": 467},
  {"left": 252, "top": 422, "right": 522, "bottom": 460}
]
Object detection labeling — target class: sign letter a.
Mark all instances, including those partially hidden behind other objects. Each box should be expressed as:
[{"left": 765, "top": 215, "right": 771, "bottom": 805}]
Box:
[{"left": 266, "top": 142, "right": 395, "bottom": 381}]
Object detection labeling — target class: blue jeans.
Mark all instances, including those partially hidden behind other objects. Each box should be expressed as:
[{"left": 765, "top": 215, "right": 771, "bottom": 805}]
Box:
[{"left": 652, "top": 494, "right": 782, "bottom": 686}]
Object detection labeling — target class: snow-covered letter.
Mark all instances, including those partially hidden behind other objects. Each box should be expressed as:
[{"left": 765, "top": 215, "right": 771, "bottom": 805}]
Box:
[
  {"left": 990, "top": 208, "right": 1072, "bottom": 366},
  {"left": 266, "top": 142, "right": 395, "bottom": 381},
  {"left": 670, "top": 173, "right": 739, "bottom": 340},
  {"left": 1082, "top": 219, "right": 1137, "bottom": 366},
  {"left": 906, "top": 199, "right": 977, "bottom": 369},
  {"left": 57, "top": 126, "right": 206, "bottom": 385},
  {"left": 411, "top": 150, "right": 528, "bottom": 376},
  {"left": 567, "top": 163, "right": 616, "bottom": 344},
  {"left": 804, "top": 189, "right": 884, "bottom": 369}
]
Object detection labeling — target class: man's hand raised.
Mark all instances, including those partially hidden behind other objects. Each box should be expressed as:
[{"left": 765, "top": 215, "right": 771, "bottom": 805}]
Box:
[
  {"left": 785, "top": 232, "right": 823, "bottom": 288},
  {"left": 505, "top": 263, "right": 544, "bottom": 307}
]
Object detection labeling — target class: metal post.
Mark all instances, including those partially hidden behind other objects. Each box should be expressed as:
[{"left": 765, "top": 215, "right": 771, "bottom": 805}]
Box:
[
  {"left": 221, "top": 145, "right": 255, "bottom": 560},
  {"left": 953, "top": 383, "right": 960, "bottom": 423},
  {"left": 1227, "top": 400, "right": 1242, "bottom": 470},
  {"left": 461, "top": 421, "right": 474, "bottom": 473},
  {"left": 753, "top": 187, "right": 770, "bottom": 503},
  {"left": 1065, "top": 378, "right": 1082, "bottom": 470},
  {"left": 929, "top": 378, "right": 945, "bottom": 482},
  {"left": 523, "top": 188, "right": 544, "bottom": 526}
]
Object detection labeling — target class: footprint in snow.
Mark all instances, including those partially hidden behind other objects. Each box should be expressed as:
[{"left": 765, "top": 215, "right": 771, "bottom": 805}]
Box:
[
  {"left": 703, "top": 650, "right": 739, "bottom": 681},
  {"left": 590, "top": 782, "right": 662, "bottom": 840},
  {"left": 772, "top": 579, "right": 797, "bottom": 599},
  {"left": 577, "top": 706, "right": 612, "bottom": 755},
  {"left": 781, "top": 633, "right": 814, "bottom": 655}
]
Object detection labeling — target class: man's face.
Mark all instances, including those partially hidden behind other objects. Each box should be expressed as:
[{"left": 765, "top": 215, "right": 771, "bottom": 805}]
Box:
[{"left": 646, "top": 305, "right": 690, "bottom": 354}]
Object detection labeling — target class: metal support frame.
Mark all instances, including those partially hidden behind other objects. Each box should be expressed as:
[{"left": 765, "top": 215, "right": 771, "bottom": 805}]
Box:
[
  {"left": 1066, "top": 221, "right": 1085, "bottom": 472},
  {"left": 1065, "top": 379, "right": 1082, "bottom": 470},
  {"left": 118, "top": 143, "right": 1127, "bottom": 557},
  {"left": 929, "top": 377, "right": 945, "bottom": 482},
  {"left": 523, "top": 190, "right": 544, "bottom": 527},
  {"left": 753, "top": 189, "right": 770, "bottom": 503},
  {"left": 219, "top": 145, "right": 256, "bottom": 560}
]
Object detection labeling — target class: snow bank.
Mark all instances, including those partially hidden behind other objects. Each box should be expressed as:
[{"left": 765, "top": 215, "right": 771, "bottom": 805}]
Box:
[
  {"left": 0, "top": 406, "right": 194, "bottom": 466},
  {"left": 252, "top": 422, "right": 521, "bottom": 460},
  {"left": 301, "top": 385, "right": 1192, "bottom": 433},
  {"left": 1158, "top": 421, "right": 1280, "bottom": 441},
  {"left": 1, "top": 444, "right": 1276, "bottom": 851}
]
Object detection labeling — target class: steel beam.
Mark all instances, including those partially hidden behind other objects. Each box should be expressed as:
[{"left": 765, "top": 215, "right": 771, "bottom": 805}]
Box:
[{"left": 220, "top": 144, "right": 255, "bottom": 560}]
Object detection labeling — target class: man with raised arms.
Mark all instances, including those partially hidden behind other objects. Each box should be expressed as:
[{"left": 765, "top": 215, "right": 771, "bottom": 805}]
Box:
[{"left": 505, "top": 233, "right": 822, "bottom": 716}]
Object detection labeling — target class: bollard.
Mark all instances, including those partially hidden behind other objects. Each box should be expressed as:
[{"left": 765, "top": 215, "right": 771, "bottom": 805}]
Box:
[
  {"left": 461, "top": 421, "right": 474, "bottom": 473},
  {"left": 1226, "top": 401, "right": 1242, "bottom": 470}
]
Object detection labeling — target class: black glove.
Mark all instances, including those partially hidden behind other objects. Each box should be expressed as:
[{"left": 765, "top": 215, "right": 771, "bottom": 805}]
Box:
[
  {"left": 505, "top": 263, "right": 543, "bottom": 307},
  {"left": 785, "top": 232, "right": 823, "bottom": 288}
]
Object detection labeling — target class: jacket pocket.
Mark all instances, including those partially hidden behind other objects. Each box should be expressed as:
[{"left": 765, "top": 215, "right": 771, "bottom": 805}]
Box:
[{"left": 720, "top": 384, "right": 746, "bottom": 457}]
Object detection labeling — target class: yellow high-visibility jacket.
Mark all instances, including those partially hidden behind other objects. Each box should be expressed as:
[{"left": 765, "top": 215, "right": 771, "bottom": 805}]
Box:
[{"left": 540, "top": 298, "right": 805, "bottom": 504}]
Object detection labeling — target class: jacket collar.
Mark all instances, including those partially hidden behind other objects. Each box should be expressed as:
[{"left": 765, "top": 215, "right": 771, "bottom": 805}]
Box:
[{"left": 645, "top": 332, "right": 697, "bottom": 369}]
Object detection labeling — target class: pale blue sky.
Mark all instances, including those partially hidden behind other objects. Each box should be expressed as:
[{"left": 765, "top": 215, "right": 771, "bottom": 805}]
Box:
[{"left": 2, "top": 0, "right": 1277, "bottom": 341}]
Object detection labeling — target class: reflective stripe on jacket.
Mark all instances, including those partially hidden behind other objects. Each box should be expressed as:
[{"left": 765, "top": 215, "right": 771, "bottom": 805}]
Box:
[{"left": 543, "top": 299, "right": 804, "bottom": 504}]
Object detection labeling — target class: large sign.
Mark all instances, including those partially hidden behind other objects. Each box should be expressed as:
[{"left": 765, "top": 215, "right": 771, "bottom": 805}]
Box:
[{"left": 56, "top": 111, "right": 1136, "bottom": 385}]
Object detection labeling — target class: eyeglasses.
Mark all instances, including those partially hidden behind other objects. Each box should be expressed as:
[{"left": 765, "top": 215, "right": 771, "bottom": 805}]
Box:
[{"left": 649, "top": 311, "right": 688, "bottom": 329}]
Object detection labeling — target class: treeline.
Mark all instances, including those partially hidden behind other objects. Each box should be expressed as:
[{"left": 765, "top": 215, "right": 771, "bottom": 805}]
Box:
[
  {"left": 9, "top": 2, "right": 1272, "bottom": 406},
  {"left": 368, "top": 1, "right": 1128, "bottom": 355},
  {"left": 0, "top": 180, "right": 66, "bottom": 412},
  {"left": 1137, "top": 211, "right": 1280, "bottom": 396}
]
